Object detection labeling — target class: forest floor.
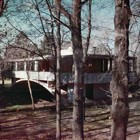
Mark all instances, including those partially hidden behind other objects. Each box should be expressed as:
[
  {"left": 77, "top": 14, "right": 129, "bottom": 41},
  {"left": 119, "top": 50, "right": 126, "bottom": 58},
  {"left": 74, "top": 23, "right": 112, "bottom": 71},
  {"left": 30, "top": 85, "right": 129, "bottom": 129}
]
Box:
[{"left": 0, "top": 83, "right": 140, "bottom": 140}]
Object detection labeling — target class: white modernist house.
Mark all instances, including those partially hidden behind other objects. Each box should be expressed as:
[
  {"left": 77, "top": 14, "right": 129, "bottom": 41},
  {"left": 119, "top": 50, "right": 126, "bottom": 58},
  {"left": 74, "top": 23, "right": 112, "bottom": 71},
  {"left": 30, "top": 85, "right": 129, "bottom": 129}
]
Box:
[{"left": 2, "top": 48, "right": 137, "bottom": 101}]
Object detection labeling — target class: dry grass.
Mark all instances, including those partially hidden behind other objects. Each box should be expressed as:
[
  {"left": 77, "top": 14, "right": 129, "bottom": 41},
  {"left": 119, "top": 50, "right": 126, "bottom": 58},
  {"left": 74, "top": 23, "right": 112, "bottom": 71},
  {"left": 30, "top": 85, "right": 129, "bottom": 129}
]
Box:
[
  {"left": 0, "top": 102, "right": 140, "bottom": 140},
  {"left": 0, "top": 85, "right": 140, "bottom": 139}
]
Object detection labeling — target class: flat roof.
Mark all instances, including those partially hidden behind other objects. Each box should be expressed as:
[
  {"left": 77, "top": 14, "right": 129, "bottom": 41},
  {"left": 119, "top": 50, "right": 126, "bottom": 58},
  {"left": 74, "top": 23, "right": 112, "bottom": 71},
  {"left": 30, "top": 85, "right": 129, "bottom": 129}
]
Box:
[{"left": 5, "top": 53, "right": 135, "bottom": 62}]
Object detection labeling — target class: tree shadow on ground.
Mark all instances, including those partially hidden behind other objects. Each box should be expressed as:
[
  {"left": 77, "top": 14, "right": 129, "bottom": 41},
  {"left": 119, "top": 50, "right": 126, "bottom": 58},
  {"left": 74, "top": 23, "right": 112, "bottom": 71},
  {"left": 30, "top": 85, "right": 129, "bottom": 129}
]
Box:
[
  {"left": 127, "top": 130, "right": 140, "bottom": 136},
  {"left": 0, "top": 108, "right": 56, "bottom": 139}
]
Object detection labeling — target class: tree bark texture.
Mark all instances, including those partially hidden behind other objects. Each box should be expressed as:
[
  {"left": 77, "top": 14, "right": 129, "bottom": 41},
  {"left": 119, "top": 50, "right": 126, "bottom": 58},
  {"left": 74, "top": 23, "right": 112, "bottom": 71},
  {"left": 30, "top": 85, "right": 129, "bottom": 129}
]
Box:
[
  {"left": 55, "top": 0, "right": 61, "bottom": 140},
  {"left": 110, "top": 0, "right": 131, "bottom": 140},
  {"left": 71, "top": 0, "right": 84, "bottom": 140}
]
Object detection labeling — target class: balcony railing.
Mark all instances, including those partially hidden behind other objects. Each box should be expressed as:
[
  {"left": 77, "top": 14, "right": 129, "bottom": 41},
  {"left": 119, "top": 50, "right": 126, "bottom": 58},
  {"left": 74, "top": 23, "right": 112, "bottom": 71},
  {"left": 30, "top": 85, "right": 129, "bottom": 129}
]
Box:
[
  {"left": 3, "top": 70, "right": 136, "bottom": 84},
  {"left": 14, "top": 71, "right": 55, "bottom": 81}
]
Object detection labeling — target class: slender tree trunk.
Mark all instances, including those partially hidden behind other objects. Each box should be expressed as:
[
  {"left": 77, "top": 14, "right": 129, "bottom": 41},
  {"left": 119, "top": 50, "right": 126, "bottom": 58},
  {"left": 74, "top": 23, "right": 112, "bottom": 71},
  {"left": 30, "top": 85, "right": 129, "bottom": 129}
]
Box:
[
  {"left": 71, "top": 0, "right": 84, "bottom": 139},
  {"left": 47, "top": 0, "right": 89, "bottom": 139},
  {"left": 83, "top": 0, "right": 92, "bottom": 121},
  {"left": 27, "top": 71, "right": 35, "bottom": 110},
  {"left": 26, "top": 58, "right": 35, "bottom": 110},
  {"left": 72, "top": 29, "right": 84, "bottom": 140},
  {"left": 137, "top": 33, "right": 140, "bottom": 76},
  {"left": 55, "top": 0, "right": 61, "bottom": 139},
  {"left": 110, "top": 0, "right": 131, "bottom": 139}
]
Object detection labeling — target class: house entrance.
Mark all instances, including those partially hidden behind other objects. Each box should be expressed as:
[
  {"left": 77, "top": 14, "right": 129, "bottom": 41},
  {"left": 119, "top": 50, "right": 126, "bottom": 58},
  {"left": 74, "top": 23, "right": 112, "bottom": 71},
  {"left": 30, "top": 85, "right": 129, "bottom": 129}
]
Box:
[{"left": 86, "top": 84, "right": 93, "bottom": 100}]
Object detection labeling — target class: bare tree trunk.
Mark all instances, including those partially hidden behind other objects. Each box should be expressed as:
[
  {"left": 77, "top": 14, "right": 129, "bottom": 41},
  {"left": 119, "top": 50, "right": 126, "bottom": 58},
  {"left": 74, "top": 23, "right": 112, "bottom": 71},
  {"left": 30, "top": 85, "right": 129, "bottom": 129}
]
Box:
[
  {"left": 46, "top": 0, "right": 88, "bottom": 139},
  {"left": 26, "top": 70, "right": 35, "bottom": 110},
  {"left": 27, "top": 55, "right": 35, "bottom": 110},
  {"left": 83, "top": 0, "right": 92, "bottom": 121},
  {"left": 71, "top": 1, "right": 84, "bottom": 139},
  {"left": 137, "top": 32, "right": 140, "bottom": 76},
  {"left": 110, "top": 0, "right": 131, "bottom": 139},
  {"left": 72, "top": 29, "right": 84, "bottom": 140},
  {"left": 55, "top": 0, "right": 61, "bottom": 139}
]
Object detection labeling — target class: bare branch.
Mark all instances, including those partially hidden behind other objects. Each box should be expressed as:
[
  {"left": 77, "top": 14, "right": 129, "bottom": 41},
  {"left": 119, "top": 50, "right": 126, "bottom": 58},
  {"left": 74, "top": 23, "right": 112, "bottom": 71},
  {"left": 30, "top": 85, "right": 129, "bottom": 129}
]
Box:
[
  {"left": 34, "top": 0, "right": 49, "bottom": 39},
  {"left": 83, "top": 0, "right": 92, "bottom": 60},
  {"left": 5, "top": 17, "right": 43, "bottom": 56},
  {"left": 81, "top": 0, "right": 89, "bottom": 6},
  {"left": 60, "top": 3, "right": 71, "bottom": 20},
  {"left": 0, "top": 0, "right": 9, "bottom": 16},
  {"left": 132, "top": 13, "right": 140, "bottom": 17},
  {"left": 45, "top": 0, "right": 71, "bottom": 29}
]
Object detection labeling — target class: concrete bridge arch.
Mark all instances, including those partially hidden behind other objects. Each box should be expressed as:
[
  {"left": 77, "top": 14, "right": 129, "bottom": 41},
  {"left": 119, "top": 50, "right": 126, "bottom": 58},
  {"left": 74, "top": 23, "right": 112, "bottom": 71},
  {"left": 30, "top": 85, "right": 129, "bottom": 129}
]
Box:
[{"left": 9, "top": 79, "right": 55, "bottom": 104}]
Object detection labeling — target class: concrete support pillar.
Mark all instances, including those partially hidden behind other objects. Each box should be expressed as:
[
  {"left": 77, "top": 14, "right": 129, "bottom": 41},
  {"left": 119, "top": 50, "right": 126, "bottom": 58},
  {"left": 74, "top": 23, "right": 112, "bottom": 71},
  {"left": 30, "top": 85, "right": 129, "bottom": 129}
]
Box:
[
  {"left": 136, "top": 46, "right": 140, "bottom": 76},
  {"left": 108, "top": 58, "right": 112, "bottom": 71},
  {"left": 34, "top": 61, "right": 38, "bottom": 71},
  {"left": 137, "top": 56, "right": 140, "bottom": 76},
  {"left": 15, "top": 62, "right": 18, "bottom": 71},
  {"left": 132, "top": 58, "right": 136, "bottom": 72},
  {"left": 24, "top": 61, "right": 27, "bottom": 71}
]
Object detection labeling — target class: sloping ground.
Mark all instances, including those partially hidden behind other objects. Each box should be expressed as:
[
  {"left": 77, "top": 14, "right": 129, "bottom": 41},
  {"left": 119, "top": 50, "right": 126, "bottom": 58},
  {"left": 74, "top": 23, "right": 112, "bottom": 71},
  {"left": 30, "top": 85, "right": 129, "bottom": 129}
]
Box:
[
  {"left": 0, "top": 98, "right": 140, "bottom": 140},
  {"left": 0, "top": 80, "right": 140, "bottom": 140}
]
